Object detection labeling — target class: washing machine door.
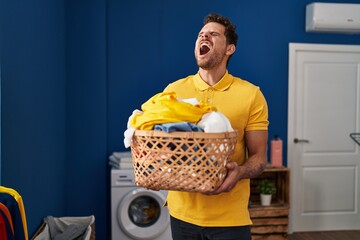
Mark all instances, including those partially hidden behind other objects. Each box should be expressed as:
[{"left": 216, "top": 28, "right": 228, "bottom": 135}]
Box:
[{"left": 117, "top": 188, "right": 169, "bottom": 240}]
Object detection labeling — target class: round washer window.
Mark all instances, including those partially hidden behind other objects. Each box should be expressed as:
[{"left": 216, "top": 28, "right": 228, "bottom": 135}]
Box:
[{"left": 128, "top": 196, "right": 161, "bottom": 227}]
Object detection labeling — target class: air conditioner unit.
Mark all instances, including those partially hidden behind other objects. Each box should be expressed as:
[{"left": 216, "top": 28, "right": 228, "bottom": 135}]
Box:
[{"left": 306, "top": 2, "right": 360, "bottom": 34}]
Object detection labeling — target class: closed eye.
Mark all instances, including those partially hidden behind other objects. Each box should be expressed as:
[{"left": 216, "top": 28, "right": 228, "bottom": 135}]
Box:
[
  {"left": 210, "top": 32, "right": 220, "bottom": 36},
  {"left": 198, "top": 31, "right": 221, "bottom": 38}
]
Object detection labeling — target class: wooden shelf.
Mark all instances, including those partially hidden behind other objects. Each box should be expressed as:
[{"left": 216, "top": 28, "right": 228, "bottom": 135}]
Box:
[{"left": 249, "top": 166, "right": 290, "bottom": 240}]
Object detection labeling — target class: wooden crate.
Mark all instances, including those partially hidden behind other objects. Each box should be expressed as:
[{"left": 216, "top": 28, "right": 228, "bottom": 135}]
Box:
[
  {"left": 249, "top": 166, "right": 289, "bottom": 207},
  {"left": 249, "top": 166, "right": 290, "bottom": 240}
]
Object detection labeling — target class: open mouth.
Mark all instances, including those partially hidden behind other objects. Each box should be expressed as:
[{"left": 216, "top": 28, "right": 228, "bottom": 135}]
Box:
[{"left": 200, "top": 44, "right": 210, "bottom": 55}]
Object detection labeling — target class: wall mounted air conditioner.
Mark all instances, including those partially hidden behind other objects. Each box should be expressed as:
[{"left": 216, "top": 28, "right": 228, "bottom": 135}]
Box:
[{"left": 306, "top": 2, "right": 360, "bottom": 34}]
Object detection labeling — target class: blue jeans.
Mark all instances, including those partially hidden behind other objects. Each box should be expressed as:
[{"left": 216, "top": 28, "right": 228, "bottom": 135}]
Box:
[{"left": 170, "top": 216, "right": 251, "bottom": 240}]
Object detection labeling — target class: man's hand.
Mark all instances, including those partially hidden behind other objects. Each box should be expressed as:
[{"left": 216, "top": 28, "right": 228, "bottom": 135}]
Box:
[
  {"left": 207, "top": 130, "right": 268, "bottom": 195},
  {"left": 207, "top": 162, "right": 242, "bottom": 195}
]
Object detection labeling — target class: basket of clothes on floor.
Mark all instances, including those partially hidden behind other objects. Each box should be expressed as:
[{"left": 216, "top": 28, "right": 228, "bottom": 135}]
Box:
[
  {"left": 124, "top": 92, "right": 238, "bottom": 193},
  {"left": 32, "top": 215, "right": 95, "bottom": 240}
]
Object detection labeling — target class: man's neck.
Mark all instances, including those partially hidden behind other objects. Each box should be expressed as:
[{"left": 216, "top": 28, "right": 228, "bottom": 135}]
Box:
[{"left": 199, "top": 67, "right": 227, "bottom": 86}]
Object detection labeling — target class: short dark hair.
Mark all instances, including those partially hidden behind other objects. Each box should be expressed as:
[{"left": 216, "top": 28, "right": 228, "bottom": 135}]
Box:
[{"left": 203, "top": 13, "right": 238, "bottom": 47}]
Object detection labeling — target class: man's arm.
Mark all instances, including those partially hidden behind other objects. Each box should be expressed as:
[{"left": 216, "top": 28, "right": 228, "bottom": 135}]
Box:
[
  {"left": 238, "top": 130, "right": 268, "bottom": 178},
  {"left": 210, "top": 130, "right": 268, "bottom": 194}
]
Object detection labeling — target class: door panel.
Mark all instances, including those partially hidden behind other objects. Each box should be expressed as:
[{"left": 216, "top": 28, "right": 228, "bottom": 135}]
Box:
[
  {"left": 288, "top": 43, "right": 360, "bottom": 232},
  {"left": 303, "top": 166, "right": 356, "bottom": 213}
]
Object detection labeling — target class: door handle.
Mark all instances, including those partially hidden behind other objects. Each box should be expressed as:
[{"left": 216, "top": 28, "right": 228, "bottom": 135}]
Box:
[{"left": 294, "top": 138, "right": 310, "bottom": 143}]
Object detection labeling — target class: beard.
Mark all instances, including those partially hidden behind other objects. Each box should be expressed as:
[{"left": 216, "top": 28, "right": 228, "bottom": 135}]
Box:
[{"left": 195, "top": 50, "right": 226, "bottom": 70}]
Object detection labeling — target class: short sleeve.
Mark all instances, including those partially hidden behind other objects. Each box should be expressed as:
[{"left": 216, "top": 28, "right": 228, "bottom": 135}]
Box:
[{"left": 245, "top": 88, "right": 269, "bottom": 131}]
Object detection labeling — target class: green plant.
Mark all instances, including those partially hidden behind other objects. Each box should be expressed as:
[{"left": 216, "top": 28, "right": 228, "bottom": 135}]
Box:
[{"left": 256, "top": 179, "right": 277, "bottom": 195}]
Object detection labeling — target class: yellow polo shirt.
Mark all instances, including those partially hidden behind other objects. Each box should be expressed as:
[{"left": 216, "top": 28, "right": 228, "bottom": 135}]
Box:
[{"left": 163, "top": 71, "right": 269, "bottom": 227}]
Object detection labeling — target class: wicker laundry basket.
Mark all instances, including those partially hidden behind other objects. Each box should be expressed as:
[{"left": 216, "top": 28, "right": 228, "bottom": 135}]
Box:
[{"left": 130, "top": 130, "right": 238, "bottom": 193}]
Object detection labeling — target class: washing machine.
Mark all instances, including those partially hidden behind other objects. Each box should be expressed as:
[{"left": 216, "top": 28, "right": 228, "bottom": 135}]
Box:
[{"left": 111, "top": 169, "right": 172, "bottom": 240}]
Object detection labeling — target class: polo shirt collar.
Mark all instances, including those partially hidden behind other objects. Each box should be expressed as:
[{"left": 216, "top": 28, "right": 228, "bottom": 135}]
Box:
[{"left": 194, "top": 70, "right": 233, "bottom": 91}]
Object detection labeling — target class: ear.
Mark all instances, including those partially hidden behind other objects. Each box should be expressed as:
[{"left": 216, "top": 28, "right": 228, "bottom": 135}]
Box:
[{"left": 226, "top": 44, "right": 236, "bottom": 56}]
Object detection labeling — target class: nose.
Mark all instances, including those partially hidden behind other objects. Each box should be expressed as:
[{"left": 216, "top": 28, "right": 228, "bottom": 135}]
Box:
[{"left": 201, "top": 32, "right": 209, "bottom": 40}]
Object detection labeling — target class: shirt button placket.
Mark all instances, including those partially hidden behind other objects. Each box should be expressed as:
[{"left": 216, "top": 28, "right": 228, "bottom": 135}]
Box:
[{"left": 207, "top": 88, "right": 213, "bottom": 103}]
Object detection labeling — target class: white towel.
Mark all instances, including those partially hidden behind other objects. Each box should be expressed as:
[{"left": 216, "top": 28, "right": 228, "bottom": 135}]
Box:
[
  {"left": 123, "top": 109, "right": 142, "bottom": 148},
  {"left": 197, "top": 111, "right": 234, "bottom": 133}
]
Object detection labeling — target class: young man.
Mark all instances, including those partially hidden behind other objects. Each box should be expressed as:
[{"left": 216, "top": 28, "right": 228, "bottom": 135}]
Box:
[{"left": 163, "top": 13, "right": 269, "bottom": 240}]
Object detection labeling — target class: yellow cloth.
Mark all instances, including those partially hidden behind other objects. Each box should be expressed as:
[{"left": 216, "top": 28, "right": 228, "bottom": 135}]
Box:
[
  {"left": 0, "top": 186, "right": 28, "bottom": 240},
  {"left": 164, "top": 71, "right": 269, "bottom": 227},
  {"left": 130, "top": 91, "right": 216, "bottom": 130}
]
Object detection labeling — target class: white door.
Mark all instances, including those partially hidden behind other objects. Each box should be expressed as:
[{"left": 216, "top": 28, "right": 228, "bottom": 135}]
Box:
[{"left": 288, "top": 43, "right": 360, "bottom": 232}]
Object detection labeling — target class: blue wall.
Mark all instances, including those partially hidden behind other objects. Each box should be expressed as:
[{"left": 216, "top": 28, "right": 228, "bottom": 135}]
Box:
[
  {"left": 1, "top": 0, "right": 360, "bottom": 239},
  {"left": 1, "top": 0, "right": 67, "bottom": 235},
  {"left": 65, "top": 0, "right": 108, "bottom": 239}
]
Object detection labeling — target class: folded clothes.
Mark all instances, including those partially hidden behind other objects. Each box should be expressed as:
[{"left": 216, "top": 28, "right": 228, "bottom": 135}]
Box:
[
  {"left": 154, "top": 122, "right": 203, "bottom": 133},
  {"left": 108, "top": 151, "right": 133, "bottom": 169},
  {"left": 112, "top": 151, "right": 132, "bottom": 161}
]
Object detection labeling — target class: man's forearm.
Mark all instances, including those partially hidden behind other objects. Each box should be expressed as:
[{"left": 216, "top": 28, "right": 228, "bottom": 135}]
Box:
[{"left": 238, "top": 155, "right": 266, "bottom": 179}]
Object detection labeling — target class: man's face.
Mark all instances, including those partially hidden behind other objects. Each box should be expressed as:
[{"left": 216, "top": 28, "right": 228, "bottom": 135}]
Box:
[{"left": 194, "top": 22, "right": 228, "bottom": 70}]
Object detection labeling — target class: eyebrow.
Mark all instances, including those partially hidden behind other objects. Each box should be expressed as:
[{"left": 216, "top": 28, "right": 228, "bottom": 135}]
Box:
[{"left": 198, "top": 31, "right": 221, "bottom": 36}]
